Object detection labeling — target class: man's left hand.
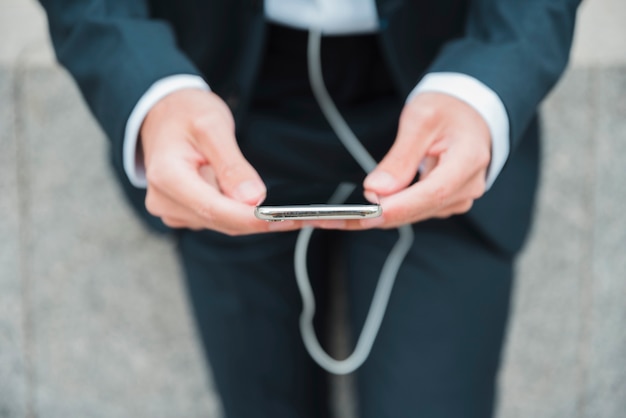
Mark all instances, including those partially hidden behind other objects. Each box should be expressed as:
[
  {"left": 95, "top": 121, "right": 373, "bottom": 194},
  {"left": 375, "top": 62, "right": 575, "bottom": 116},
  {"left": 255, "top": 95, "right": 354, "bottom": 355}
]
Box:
[{"left": 311, "top": 92, "right": 492, "bottom": 230}]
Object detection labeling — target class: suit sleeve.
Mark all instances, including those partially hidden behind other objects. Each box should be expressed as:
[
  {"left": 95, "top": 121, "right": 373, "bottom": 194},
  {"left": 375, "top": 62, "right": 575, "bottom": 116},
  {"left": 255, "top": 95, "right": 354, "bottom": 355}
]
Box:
[
  {"left": 38, "top": 0, "right": 203, "bottom": 172},
  {"left": 426, "top": 0, "right": 580, "bottom": 148}
]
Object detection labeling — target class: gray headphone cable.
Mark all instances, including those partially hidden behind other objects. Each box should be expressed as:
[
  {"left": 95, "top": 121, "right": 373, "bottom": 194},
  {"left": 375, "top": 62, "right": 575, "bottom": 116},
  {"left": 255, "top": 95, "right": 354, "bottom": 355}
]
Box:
[{"left": 292, "top": 28, "right": 415, "bottom": 375}]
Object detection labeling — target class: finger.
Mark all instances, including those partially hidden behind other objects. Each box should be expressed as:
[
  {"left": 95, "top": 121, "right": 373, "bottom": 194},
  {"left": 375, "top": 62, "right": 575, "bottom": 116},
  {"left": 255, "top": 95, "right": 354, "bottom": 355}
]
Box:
[
  {"left": 149, "top": 155, "right": 303, "bottom": 234},
  {"left": 351, "top": 142, "right": 487, "bottom": 230},
  {"left": 158, "top": 201, "right": 302, "bottom": 233},
  {"left": 145, "top": 186, "right": 208, "bottom": 228},
  {"left": 146, "top": 156, "right": 262, "bottom": 234},
  {"left": 433, "top": 199, "right": 474, "bottom": 219},
  {"left": 364, "top": 97, "right": 440, "bottom": 195},
  {"left": 303, "top": 215, "right": 385, "bottom": 231},
  {"left": 161, "top": 216, "right": 204, "bottom": 230},
  {"left": 350, "top": 198, "right": 474, "bottom": 230},
  {"left": 159, "top": 203, "right": 302, "bottom": 233},
  {"left": 375, "top": 146, "right": 484, "bottom": 227},
  {"left": 198, "top": 164, "right": 217, "bottom": 185},
  {"left": 264, "top": 220, "right": 303, "bottom": 233},
  {"left": 190, "top": 114, "right": 266, "bottom": 205},
  {"left": 419, "top": 155, "right": 438, "bottom": 180},
  {"left": 302, "top": 220, "right": 348, "bottom": 230}
]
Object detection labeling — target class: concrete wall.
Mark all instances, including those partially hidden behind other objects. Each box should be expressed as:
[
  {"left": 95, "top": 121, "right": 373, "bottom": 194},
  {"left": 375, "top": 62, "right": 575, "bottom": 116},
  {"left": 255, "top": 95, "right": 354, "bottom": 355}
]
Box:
[{"left": 1, "top": 1, "right": 624, "bottom": 417}]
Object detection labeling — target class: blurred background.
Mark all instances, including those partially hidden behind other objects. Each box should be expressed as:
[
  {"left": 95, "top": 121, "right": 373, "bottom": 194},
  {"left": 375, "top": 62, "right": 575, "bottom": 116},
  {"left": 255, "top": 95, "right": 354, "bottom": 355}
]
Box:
[{"left": 1, "top": 0, "right": 625, "bottom": 417}]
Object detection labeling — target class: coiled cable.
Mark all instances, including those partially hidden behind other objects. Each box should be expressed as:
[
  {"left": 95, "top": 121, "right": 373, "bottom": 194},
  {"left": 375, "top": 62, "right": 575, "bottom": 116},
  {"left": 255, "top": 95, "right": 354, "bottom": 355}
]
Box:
[{"left": 292, "top": 29, "right": 415, "bottom": 375}]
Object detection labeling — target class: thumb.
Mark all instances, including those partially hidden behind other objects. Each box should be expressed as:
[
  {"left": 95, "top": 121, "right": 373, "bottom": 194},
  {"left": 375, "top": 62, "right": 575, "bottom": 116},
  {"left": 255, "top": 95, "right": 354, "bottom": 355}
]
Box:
[
  {"left": 193, "top": 119, "right": 266, "bottom": 205},
  {"left": 214, "top": 146, "right": 266, "bottom": 205},
  {"left": 364, "top": 105, "right": 436, "bottom": 195}
]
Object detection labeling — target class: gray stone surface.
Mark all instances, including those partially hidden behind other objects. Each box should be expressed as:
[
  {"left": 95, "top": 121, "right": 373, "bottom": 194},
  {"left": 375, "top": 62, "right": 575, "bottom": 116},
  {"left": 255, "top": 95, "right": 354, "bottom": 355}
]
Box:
[
  {"left": 497, "top": 68, "right": 597, "bottom": 418},
  {"left": 16, "top": 62, "right": 220, "bottom": 417},
  {"left": 0, "top": 0, "right": 50, "bottom": 65},
  {"left": 0, "top": 68, "right": 29, "bottom": 417},
  {"left": 584, "top": 68, "right": 626, "bottom": 418},
  {"left": 498, "top": 67, "right": 626, "bottom": 418},
  {"left": 571, "top": 0, "right": 626, "bottom": 67}
]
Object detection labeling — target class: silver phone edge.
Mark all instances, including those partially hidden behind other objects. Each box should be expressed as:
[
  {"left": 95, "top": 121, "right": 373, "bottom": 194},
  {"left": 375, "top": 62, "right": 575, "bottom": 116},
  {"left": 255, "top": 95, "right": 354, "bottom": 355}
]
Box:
[{"left": 254, "top": 204, "right": 382, "bottom": 221}]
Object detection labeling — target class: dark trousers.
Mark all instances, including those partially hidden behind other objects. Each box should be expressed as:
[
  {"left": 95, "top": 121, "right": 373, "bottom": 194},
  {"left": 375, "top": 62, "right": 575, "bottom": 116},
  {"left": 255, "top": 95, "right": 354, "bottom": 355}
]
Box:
[{"left": 176, "top": 24, "right": 515, "bottom": 418}]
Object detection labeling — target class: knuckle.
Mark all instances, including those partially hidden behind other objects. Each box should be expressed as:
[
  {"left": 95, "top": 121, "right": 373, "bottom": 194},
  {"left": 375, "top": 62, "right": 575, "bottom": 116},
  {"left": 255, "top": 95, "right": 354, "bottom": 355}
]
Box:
[
  {"left": 145, "top": 166, "right": 161, "bottom": 187},
  {"left": 430, "top": 184, "right": 451, "bottom": 208},
  {"left": 223, "top": 229, "right": 243, "bottom": 237},
  {"left": 227, "top": 218, "right": 267, "bottom": 236},
  {"left": 437, "top": 200, "right": 473, "bottom": 219},
  {"left": 381, "top": 153, "right": 407, "bottom": 175},
  {"left": 401, "top": 103, "right": 438, "bottom": 131},
  {"left": 470, "top": 178, "right": 486, "bottom": 200},
  {"left": 217, "top": 161, "right": 244, "bottom": 184},
  {"left": 145, "top": 161, "right": 171, "bottom": 189},
  {"left": 193, "top": 204, "right": 215, "bottom": 224},
  {"left": 404, "top": 101, "right": 438, "bottom": 122},
  {"left": 458, "top": 200, "right": 474, "bottom": 214},
  {"left": 435, "top": 200, "right": 473, "bottom": 219},
  {"left": 473, "top": 183, "right": 486, "bottom": 200},
  {"left": 144, "top": 191, "right": 162, "bottom": 217},
  {"left": 162, "top": 217, "right": 182, "bottom": 228},
  {"left": 190, "top": 113, "right": 222, "bottom": 137},
  {"left": 217, "top": 223, "right": 245, "bottom": 237},
  {"left": 389, "top": 206, "right": 416, "bottom": 227}
]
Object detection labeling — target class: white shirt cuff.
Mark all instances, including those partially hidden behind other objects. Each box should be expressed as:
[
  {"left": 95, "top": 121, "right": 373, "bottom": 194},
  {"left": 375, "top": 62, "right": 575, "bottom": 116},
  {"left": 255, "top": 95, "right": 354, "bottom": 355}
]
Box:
[
  {"left": 407, "top": 72, "right": 510, "bottom": 190},
  {"left": 123, "top": 74, "right": 210, "bottom": 188}
]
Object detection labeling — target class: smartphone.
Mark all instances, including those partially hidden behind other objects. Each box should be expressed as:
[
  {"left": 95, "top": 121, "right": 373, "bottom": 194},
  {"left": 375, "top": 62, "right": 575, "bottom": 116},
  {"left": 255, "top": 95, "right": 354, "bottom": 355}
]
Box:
[{"left": 254, "top": 182, "right": 382, "bottom": 221}]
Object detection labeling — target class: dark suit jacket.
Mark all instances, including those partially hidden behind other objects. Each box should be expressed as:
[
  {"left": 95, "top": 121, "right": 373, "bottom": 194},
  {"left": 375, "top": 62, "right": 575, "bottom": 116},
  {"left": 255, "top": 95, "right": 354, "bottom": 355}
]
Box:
[{"left": 40, "top": 0, "right": 580, "bottom": 255}]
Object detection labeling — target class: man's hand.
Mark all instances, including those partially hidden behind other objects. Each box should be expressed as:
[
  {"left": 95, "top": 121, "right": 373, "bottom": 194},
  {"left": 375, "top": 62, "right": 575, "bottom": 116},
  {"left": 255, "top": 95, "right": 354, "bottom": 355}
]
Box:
[
  {"left": 140, "top": 89, "right": 299, "bottom": 235},
  {"left": 335, "top": 92, "right": 491, "bottom": 230}
]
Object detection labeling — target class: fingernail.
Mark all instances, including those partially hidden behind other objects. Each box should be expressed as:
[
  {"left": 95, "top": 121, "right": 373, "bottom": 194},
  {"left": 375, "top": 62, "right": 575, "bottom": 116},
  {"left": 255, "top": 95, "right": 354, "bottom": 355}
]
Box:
[
  {"left": 364, "top": 190, "right": 379, "bottom": 204},
  {"left": 234, "top": 181, "right": 266, "bottom": 204},
  {"left": 365, "top": 171, "right": 396, "bottom": 191}
]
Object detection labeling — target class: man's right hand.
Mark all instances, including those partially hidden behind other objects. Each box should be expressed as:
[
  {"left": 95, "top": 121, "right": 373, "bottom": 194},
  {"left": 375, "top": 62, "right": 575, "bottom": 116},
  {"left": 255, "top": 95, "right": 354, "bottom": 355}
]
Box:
[{"left": 139, "top": 89, "right": 299, "bottom": 235}]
